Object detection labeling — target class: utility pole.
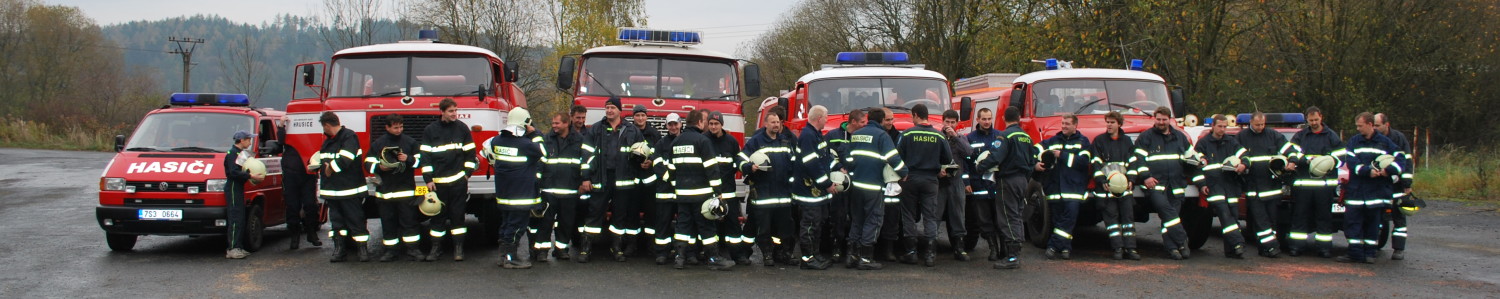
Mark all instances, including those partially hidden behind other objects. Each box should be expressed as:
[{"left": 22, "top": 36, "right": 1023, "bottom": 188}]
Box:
[{"left": 167, "top": 37, "right": 205, "bottom": 92}]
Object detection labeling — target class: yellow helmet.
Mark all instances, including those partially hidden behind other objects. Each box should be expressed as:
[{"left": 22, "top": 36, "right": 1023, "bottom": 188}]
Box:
[
  {"left": 419, "top": 192, "right": 444, "bottom": 216},
  {"left": 1310, "top": 156, "right": 1338, "bottom": 178},
  {"left": 242, "top": 158, "right": 266, "bottom": 184}
]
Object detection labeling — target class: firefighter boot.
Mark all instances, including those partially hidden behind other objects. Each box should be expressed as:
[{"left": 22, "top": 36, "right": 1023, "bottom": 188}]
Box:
[
  {"left": 673, "top": 242, "right": 687, "bottom": 269},
  {"left": 500, "top": 243, "right": 532, "bottom": 269},
  {"left": 922, "top": 238, "right": 937, "bottom": 267},
  {"left": 845, "top": 243, "right": 859, "bottom": 269},
  {"left": 951, "top": 234, "right": 971, "bottom": 261},
  {"left": 355, "top": 240, "right": 371, "bottom": 262},
  {"left": 329, "top": 236, "right": 348, "bottom": 263},
  {"left": 576, "top": 234, "right": 593, "bottom": 263},
  {"left": 879, "top": 240, "right": 898, "bottom": 262},
  {"left": 306, "top": 227, "right": 323, "bottom": 247},
  {"left": 898, "top": 237, "right": 919, "bottom": 265},
  {"left": 424, "top": 236, "right": 444, "bottom": 262},
  {"left": 855, "top": 246, "right": 884, "bottom": 270},
  {"left": 984, "top": 235, "right": 1002, "bottom": 262},
  {"left": 379, "top": 244, "right": 398, "bottom": 262},
  {"left": 611, "top": 236, "right": 628, "bottom": 262},
  {"left": 829, "top": 238, "right": 846, "bottom": 264},
  {"left": 759, "top": 243, "right": 775, "bottom": 267},
  {"left": 993, "top": 242, "right": 1021, "bottom": 269},
  {"left": 405, "top": 243, "right": 424, "bottom": 261},
  {"left": 705, "top": 245, "right": 736, "bottom": 271},
  {"left": 289, "top": 225, "right": 302, "bottom": 250},
  {"left": 452, "top": 235, "right": 466, "bottom": 261}
]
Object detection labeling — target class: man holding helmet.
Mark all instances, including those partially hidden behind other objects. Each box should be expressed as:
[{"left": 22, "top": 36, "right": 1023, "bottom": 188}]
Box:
[
  {"left": 366, "top": 113, "right": 423, "bottom": 262},
  {"left": 738, "top": 106, "right": 799, "bottom": 267},
  {"left": 1090, "top": 111, "right": 1139, "bottom": 260},
  {"left": 793, "top": 105, "right": 841, "bottom": 270},
  {"left": 1287, "top": 106, "right": 1344, "bottom": 258},
  {"left": 1237, "top": 112, "right": 1298, "bottom": 258},
  {"left": 1339, "top": 112, "right": 1405, "bottom": 264},
  {"left": 582, "top": 97, "right": 645, "bottom": 263},
  {"left": 1192, "top": 114, "right": 1249, "bottom": 259},
  {"left": 1038, "top": 113, "right": 1091, "bottom": 260},
  {"left": 666, "top": 109, "right": 734, "bottom": 270}
]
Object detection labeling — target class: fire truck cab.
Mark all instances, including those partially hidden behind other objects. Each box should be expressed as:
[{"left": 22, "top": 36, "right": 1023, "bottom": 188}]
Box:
[
  {"left": 98, "top": 93, "right": 295, "bottom": 251},
  {"left": 763, "top": 52, "right": 951, "bottom": 136}
]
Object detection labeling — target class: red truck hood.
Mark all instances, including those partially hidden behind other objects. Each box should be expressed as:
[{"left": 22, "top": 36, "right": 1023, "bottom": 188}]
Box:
[{"left": 102, "top": 152, "right": 228, "bottom": 181}]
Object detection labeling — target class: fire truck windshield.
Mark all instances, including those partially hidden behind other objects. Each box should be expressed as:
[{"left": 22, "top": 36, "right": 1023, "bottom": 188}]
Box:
[
  {"left": 123, "top": 113, "right": 255, "bottom": 153},
  {"left": 806, "top": 78, "right": 949, "bottom": 115},
  {"left": 327, "top": 55, "right": 492, "bottom": 98},
  {"left": 1030, "top": 79, "right": 1170, "bottom": 117},
  {"left": 579, "top": 56, "right": 738, "bottom": 100}
]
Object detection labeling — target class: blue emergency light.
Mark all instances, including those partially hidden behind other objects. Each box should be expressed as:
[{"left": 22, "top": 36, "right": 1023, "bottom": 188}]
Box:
[
  {"left": 418, "top": 29, "right": 438, "bottom": 41},
  {"left": 618, "top": 28, "right": 701, "bottom": 45},
  {"left": 1045, "top": 58, "right": 1059, "bottom": 70},
  {"left": 1236, "top": 113, "right": 1306, "bottom": 125},
  {"left": 1129, "top": 59, "right": 1145, "bottom": 71},
  {"left": 834, "top": 52, "right": 910, "bottom": 64},
  {"left": 169, "top": 93, "right": 250, "bottom": 106}
]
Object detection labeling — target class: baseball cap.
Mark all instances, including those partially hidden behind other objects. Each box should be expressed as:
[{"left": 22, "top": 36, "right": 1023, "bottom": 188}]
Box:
[
  {"left": 232, "top": 130, "right": 257, "bottom": 140},
  {"left": 665, "top": 113, "right": 681, "bottom": 124}
]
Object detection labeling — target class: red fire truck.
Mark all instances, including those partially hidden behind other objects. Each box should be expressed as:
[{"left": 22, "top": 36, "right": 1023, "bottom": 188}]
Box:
[
  {"left": 97, "top": 93, "right": 295, "bottom": 251},
  {"left": 761, "top": 52, "right": 951, "bottom": 136},
  {"left": 285, "top": 30, "right": 525, "bottom": 243}
]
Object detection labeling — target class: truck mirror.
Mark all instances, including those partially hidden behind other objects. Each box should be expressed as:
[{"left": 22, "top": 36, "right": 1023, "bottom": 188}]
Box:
[
  {"left": 114, "top": 135, "right": 125, "bottom": 152},
  {"left": 505, "top": 63, "right": 519, "bottom": 83},
  {"left": 1009, "top": 87, "right": 1025, "bottom": 112},
  {"left": 259, "top": 140, "right": 279, "bottom": 156},
  {"left": 477, "top": 84, "right": 489, "bottom": 101},
  {"left": 556, "top": 56, "right": 576, "bottom": 90},
  {"left": 960, "top": 97, "right": 974, "bottom": 121},
  {"left": 777, "top": 97, "right": 789, "bottom": 110},
  {"left": 743, "top": 64, "right": 762, "bottom": 97},
  {"left": 1170, "top": 88, "right": 1186, "bottom": 117},
  {"left": 301, "top": 65, "right": 316, "bottom": 86}
]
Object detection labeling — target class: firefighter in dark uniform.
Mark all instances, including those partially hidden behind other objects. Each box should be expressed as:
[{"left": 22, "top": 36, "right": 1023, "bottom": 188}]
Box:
[
  {"left": 537, "top": 112, "right": 592, "bottom": 261},
  {"left": 271, "top": 118, "right": 321, "bottom": 250},
  {"left": 1375, "top": 113, "right": 1413, "bottom": 260},
  {"left": 315, "top": 112, "right": 371, "bottom": 262},
  {"left": 739, "top": 106, "right": 799, "bottom": 267},
  {"left": 940, "top": 110, "right": 971, "bottom": 261},
  {"left": 896, "top": 104, "right": 952, "bottom": 266},
  {"left": 484, "top": 107, "right": 542, "bottom": 269},
  {"left": 1238, "top": 112, "right": 1297, "bottom": 258},
  {"left": 366, "top": 113, "right": 424, "bottom": 262},
  {"left": 1338, "top": 112, "right": 1405, "bottom": 264},
  {"left": 1133, "top": 107, "right": 1193, "bottom": 260},
  {"left": 975, "top": 107, "right": 1038, "bottom": 269},
  {"left": 1091, "top": 111, "right": 1139, "bottom": 260},
  {"left": 793, "top": 105, "right": 840, "bottom": 270},
  {"left": 417, "top": 98, "right": 478, "bottom": 262},
  {"left": 964, "top": 108, "right": 1002, "bottom": 261},
  {"left": 1192, "top": 114, "right": 1249, "bottom": 259},
  {"left": 582, "top": 97, "right": 646, "bottom": 263},
  {"left": 1287, "top": 107, "right": 1344, "bottom": 258},
  {"left": 844, "top": 107, "right": 906, "bottom": 270},
  {"left": 648, "top": 113, "right": 682, "bottom": 265},
  {"left": 823, "top": 108, "right": 866, "bottom": 263},
  {"left": 666, "top": 109, "right": 736, "bottom": 270},
  {"left": 223, "top": 130, "right": 264, "bottom": 259},
  {"left": 877, "top": 108, "right": 905, "bottom": 262},
  {"left": 634, "top": 104, "right": 665, "bottom": 259},
  {"left": 1039, "top": 113, "right": 1091, "bottom": 260},
  {"left": 705, "top": 111, "right": 749, "bottom": 264}
]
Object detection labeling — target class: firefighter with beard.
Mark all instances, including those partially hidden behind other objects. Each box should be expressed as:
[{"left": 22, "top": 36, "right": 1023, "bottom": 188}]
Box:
[
  {"left": 581, "top": 97, "right": 646, "bottom": 263},
  {"left": 793, "top": 105, "right": 841, "bottom": 270},
  {"left": 535, "top": 112, "right": 592, "bottom": 262},
  {"left": 1192, "top": 114, "right": 1249, "bottom": 259},
  {"left": 417, "top": 98, "right": 478, "bottom": 262},
  {"left": 739, "top": 106, "right": 799, "bottom": 267},
  {"left": 1286, "top": 107, "right": 1344, "bottom": 258},
  {"left": 1337, "top": 112, "right": 1405, "bottom": 264},
  {"left": 1238, "top": 112, "right": 1297, "bottom": 258},
  {"left": 366, "top": 113, "right": 424, "bottom": 262},
  {"left": 822, "top": 108, "right": 866, "bottom": 264},
  {"left": 1374, "top": 113, "right": 1413, "bottom": 260},
  {"left": 1132, "top": 107, "right": 1194, "bottom": 260},
  {"left": 705, "top": 111, "right": 750, "bottom": 264}
]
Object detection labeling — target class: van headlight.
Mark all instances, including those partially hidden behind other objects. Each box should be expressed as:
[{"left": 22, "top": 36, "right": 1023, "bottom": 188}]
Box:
[
  {"left": 101, "top": 178, "right": 126, "bottom": 191},
  {"left": 205, "top": 179, "right": 227, "bottom": 192}
]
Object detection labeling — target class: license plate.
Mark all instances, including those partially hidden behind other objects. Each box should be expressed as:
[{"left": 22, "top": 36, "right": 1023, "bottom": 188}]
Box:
[
  {"left": 139, "top": 209, "right": 183, "bottom": 221},
  {"left": 1331, "top": 205, "right": 1346, "bottom": 214}
]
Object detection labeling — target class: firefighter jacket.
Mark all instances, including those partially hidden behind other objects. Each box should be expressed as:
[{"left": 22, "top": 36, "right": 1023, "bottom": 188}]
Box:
[
  {"left": 823, "top": 123, "right": 853, "bottom": 173},
  {"left": 1090, "top": 131, "right": 1137, "bottom": 194},
  {"left": 739, "top": 128, "right": 798, "bottom": 208},
  {"left": 1289, "top": 126, "right": 1345, "bottom": 189},
  {"left": 708, "top": 129, "right": 741, "bottom": 201},
  {"left": 1385, "top": 128, "right": 1413, "bottom": 193},
  {"left": 667, "top": 126, "right": 722, "bottom": 203},
  {"left": 485, "top": 131, "right": 543, "bottom": 211},
  {"left": 793, "top": 125, "right": 836, "bottom": 206},
  {"left": 317, "top": 127, "right": 367, "bottom": 200},
  {"left": 898, "top": 123, "right": 953, "bottom": 177},
  {"left": 585, "top": 119, "right": 645, "bottom": 189},
  {"left": 1039, "top": 131, "right": 1091, "bottom": 201},
  {"left": 541, "top": 130, "right": 591, "bottom": 198},
  {"left": 1344, "top": 132, "right": 1405, "bottom": 207},
  {"left": 418, "top": 119, "right": 476, "bottom": 185},
  {"left": 943, "top": 131, "right": 971, "bottom": 185},
  {"left": 975, "top": 124, "right": 1037, "bottom": 179},
  {"left": 1133, "top": 126, "right": 1193, "bottom": 196},
  {"left": 651, "top": 132, "right": 679, "bottom": 201},
  {"left": 845, "top": 123, "right": 907, "bottom": 193},
  {"left": 1192, "top": 133, "right": 1246, "bottom": 200},
  {"left": 1237, "top": 126, "right": 1296, "bottom": 199},
  {"left": 965, "top": 125, "right": 1001, "bottom": 199},
  {"left": 367, "top": 132, "right": 419, "bottom": 200}
]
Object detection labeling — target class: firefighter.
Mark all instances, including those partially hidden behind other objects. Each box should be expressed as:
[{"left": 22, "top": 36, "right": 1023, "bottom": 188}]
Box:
[
  {"left": 1287, "top": 106, "right": 1344, "bottom": 258},
  {"left": 538, "top": 112, "right": 592, "bottom": 262},
  {"left": 315, "top": 112, "right": 371, "bottom": 262},
  {"left": 896, "top": 104, "right": 953, "bottom": 266},
  {"left": 366, "top": 113, "right": 424, "bottom": 262},
  {"left": 739, "top": 106, "right": 798, "bottom": 267},
  {"left": 667, "top": 109, "right": 736, "bottom": 270},
  {"left": 1192, "top": 114, "right": 1249, "bottom": 259},
  {"left": 974, "top": 106, "right": 1038, "bottom": 269},
  {"left": 634, "top": 104, "right": 665, "bottom": 259},
  {"left": 1039, "top": 113, "right": 1091, "bottom": 260},
  {"left": 571, "top": 104, "right": 590, "bottom": 133},
  {"left": 1133, "top": 107, "right": 1193, "bottom": 260},
  {"left": 649, "top": 113, "right": 683, "bottom": 265},
  {"left": 272, "top": 117, "right": 321, "bottom": 250},
  {"left": 582, "top": 97, "right": 646, "bottom": 263},
  {"left": 1338, "top": 112, "right": 1405, "bottom": 264},
  {"left": 793, "top": 105, "right": 840, "bottom": 270},
  {"left": 822, "top": 108, "right": 866, "bottom": 264},
  {"left": 1090, "top": 111, "right": 1140, "bottom": 260},
  {"left": 705, "top": 111, "right": 749, "bottom": 264},
  {"left": 1374, "top": 113, "right": 1413, "bottom": 260},
  {"left": 964, "top": 108, "right": 1002, "bottom": 261},
  {"left": 483, "top": 107, "right": 543, "bottom": 269},
  {"left": 223, "top": 130, "right": 265, "bottom": 259},
  {"left": 939, "top": 110, "right": 971, "bottom": 261},
  {"left": 844, "top": 108, "right": 906, "bottom": 270},
  {"left": 417, "top": 98, "right": 478, "bottom": 262},
  {"left": 1238, "top": 112, "right": 1297, "bottom": 258},
  {"left": 876, "top": 107, "right": 905, "bottom": 262}
]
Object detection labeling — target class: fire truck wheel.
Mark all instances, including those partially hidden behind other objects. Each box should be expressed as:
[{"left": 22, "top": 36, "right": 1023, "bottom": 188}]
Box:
[
  {"left": 1024, "top": 181, "right": 1050, "bottom": 249},
  {"left": 1375, "top": 211, "right": 1393, "bottom": 249},
  {"left": 245, "top": 204, "right": 265, "bottom": 252},
  {"left": 105, "top": 233, "right": 137, "bottom": 251}
]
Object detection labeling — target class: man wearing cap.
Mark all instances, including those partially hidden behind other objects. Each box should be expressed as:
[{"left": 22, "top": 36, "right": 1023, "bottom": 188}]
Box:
[
  {"left": 1238, "top": 112, "right": 1297, "bottom": 258},
  {"left": 1287, "top": 107, "right": 1344, "bottom": 258},
  {"left": 315, "top": 112, "right": 371, "bottom": 262},
  {"left": 1192, "top": 114, "right": 1249, "bottom": 259},
  {"left": 792, "top": 105, "right": 840, "bottom": 270},
  {"left": 417, "top": 98, "right": 477, "bottom": 262},
  {"left": 844, "top": 107, "right": 905, "bottom": 270},
  {"left": 538, "top": 112, "right": 592, "bottom": 261},
  {"left": 1339, "top": 112, "right": 1405, "bottom": 264},
  {"left": 738, "top": 106, "right": 799, "bottom": 267},
  {"left": 223, "top": 130, "right": 265, "bottom": 259},
  {"left": 582, "top": 97, "right": 646, "bottom": 262},
  {"left": 705, "top": 111, "right": 749, "bottom": 264},
  {"left": 365, "top": 113, "right": 424, "bottom": 262},
  {"left": 1374, "top": 113, "right": 1413, "bottom": 260},
  {"left": 823, "top": 108, "right": 866, "bottom": 263},
  {"left": 1090, "top": 111, "right": 1139, "bottom": 260},
  {"left": 648, "top": 113, "right": 683, "bottom": 265},
  {"left": 483, "top": 107, "right": 543, "bottom": 269},
  {"left": 634, "top": 104, "right": 665, "bottom": 258},
  {"left": 896, "top": 104, "right": 952, "bottom": 266},
  {"left": 666, "top": 109, "right": 735, "bottom": 270},
  {"left": 1038, "top": 113, "right": 1091, "bottom": 260}
]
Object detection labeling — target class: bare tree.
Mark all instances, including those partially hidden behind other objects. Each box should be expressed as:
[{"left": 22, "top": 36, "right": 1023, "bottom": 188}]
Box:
[
  {"left": 216, "top": 35, "right": 272, "bottom": 101},
  {"left": 315, "top": 0, "right": 400, "bottom": 50}
]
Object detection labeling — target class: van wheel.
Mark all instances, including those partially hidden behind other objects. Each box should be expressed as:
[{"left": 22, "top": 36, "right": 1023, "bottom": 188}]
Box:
[
  {"left": 106, "top": 233, "right": 138, "bottom": 251},
  {"left": 246, "top": 205, "right": 265, "bottom": 252}
]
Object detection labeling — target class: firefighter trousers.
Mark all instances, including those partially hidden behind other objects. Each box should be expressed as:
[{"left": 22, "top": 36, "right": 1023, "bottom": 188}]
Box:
[
  {"left": 226, "top": 190, "right": 246, "bottom": 250},
  {"left": 1096, "top": 193, "right": 1137, "bottom": 250},
  {"left": 1046, "top": 198, "right": 1080, "bottom": 251},
  {"left": 650, "top": 200, "right": 676, "bottom": 256},
  {"left": 798, "top": 204, "right": 828, "bottom": 259},
  {"left": 1290, "top": 186, "right": 1336, "bottom": 253},
  {"left": 995, "top": 175, "right": 1028, "bottom": 245},
  {"left": 1145, "top": 189, "right": 1187, "bottom": 252},
  {"left": 1246, "top": 197, "right": 1280, "bottom": 252},
  {"left": 848, "top": 188, "right": 886, "bottom": 247},
  {"left": 901, "top": 175, "right": 941, "bottom": 239},
  {"left": 674, "top": 202, "right": 719, "bottom": 249},
  {"left": 283, "top": 176, "right": 320, "bottom": 234},
  {"left": 748, "top": 205, "right": 795, "bottom": 253},
  {"left": 939, "top": 177, "right": 967, "bottom": 244},
  {"left": 1387, "top": 206, "right": 1408, "bottom": 251},
  {"left": 378, "top": 197, "right": 421, "bottom": 247},
  {"left": 1206, "top": 198, "right": 1247, "bottom": 250},
  {"left": 326, "top": 197, "right": 369, "bottom": 242},
  {"left": 1344, "top": 205, "right": 1382, "bottom": 260},
  {"left": 496, "top": 209, "right": 529, "bottom": 245},
  {"left": 428, "top": 180, "right": 469, "bottom": 238},
  {"left": 717, "top": 197, "right": 747, "bottom": 250}
]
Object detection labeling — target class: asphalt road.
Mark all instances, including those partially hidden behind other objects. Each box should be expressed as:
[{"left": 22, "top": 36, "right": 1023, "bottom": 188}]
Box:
[{"left": 2, "top": 147, "right": 1498, "bottom": 298}]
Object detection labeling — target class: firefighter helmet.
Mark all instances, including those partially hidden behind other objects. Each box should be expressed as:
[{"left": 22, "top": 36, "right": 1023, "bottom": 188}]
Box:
[
  {"left": 1310, "top": 156, "right": 1338, "bottom": 178},
  {"left": 1039, "top": 150, "right": 1058, "bottom": 169},
  {"left": 701, "top": 198, "right": 727, "bottom": 220},
  {"left": 1374, "top": 154, "right": 1396, "bottom": 170},
  {"left": 504, "top": 107, "right": 531, "bottom": 135},
  {"left": 1268, "top": 155, "right": 1290, "bottom": 177},
  {"left": 628, "top": 141, "right": 652, "bottom": 166},
  {"left": 419, "top": 192, "right": 444, "bottom": 216},
  {"left": 882, "top": 164, "right": 900, "bottom": 183},
  {"left": 242, "top": 158, "right": 266, "bottom": 184},
  {"left": 1397, "top": 195, "right": 1426, "bottom": 216},
  {"left": 1222, "top": 155, "right": 1242, "bottom": 171},
  {"left": 1183, "top": 148, "right": 1204, "bottom": 167},
  {"left": 1183, "top": 114, "right": 1200, "bottom": 127},
  {"left": 883, "top": 182, "right": 903, "bottom": 197},
  {"left": 1103, "top": 163, "right": 1129, "bottom": 196},
  {"left": 749, "top": 151, "right": 772, "bottom": 172},
  {"left": 829, "top": 171, "right": 850, "bottom": 192}
]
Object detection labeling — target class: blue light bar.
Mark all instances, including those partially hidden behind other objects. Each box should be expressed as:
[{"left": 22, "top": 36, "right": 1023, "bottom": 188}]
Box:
[
  {"left": 1236, "top": 113, "right": 1306, "bottom": 125},
  {"left": 418, "top": 29, "right": 438, "bottom": 41},
  {"left": 1129, "top": 59, "right": 1144, "bottom": 71},
  {"left": 169, "top": 93, "right": 250, "bottom": 106},
  {"left": 834, "top": 52, "right": 910, "bottom": 64},
  {"left": 1045, "top": 58, "right": 1059, "bottom": 70},
  {"left": 617, "top": 28, "right": 701, "bottom": 45}
]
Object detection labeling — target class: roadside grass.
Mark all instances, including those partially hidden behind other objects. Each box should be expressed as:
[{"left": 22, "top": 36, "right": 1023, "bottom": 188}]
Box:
[
  {"left": 0, "top": 116, "right": 119, "bottom": 152},
  {"left": 1413, "top": 145, "right": 1498, "bottom": 202}
]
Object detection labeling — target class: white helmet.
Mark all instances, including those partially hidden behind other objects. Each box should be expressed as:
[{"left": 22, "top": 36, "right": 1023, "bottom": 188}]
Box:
[
  {"left": 1103, "top": 163, "right": 1129, "bottom": 196},
  {"left": 242, "top": 158, "right": 266, "bottom": 184},
  {"left": 1310, "top": 156, "right": 1338, "bottom": 178},
  {"left": 419, "top": 192, "right": 444, "bottom": 216},
  {"left": 1373, "top": 154, "right": 1396, "bottom": 170},
  {"left": 307, "top": 154, "right": 323, "bottom": 170},
  {"left": 750, "top": 151, "right": 772, "bottom": 172},
  {"left": 883, "top": 182, "right": 903, "bottom": 197},
  {"left": 1182, "top": 148, "right": 1204, "bottom": 167},
  {"left": 701, "top": 198, "right": 727, "bottom": 220},
  {"left": 829, "top": 171, "right": 851, "bottom": 192},
  {"left": 1222, "top": 155, "right": 1242, "bottom": 170},
  {"left": 882, "top": 165, "right": 900, "bottom": 183},
  {"left": 504, "top": 107, "right": 531, "bottom": 135}
]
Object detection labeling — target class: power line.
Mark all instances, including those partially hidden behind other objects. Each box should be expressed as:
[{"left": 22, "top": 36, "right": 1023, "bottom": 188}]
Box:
[
  {"left": 167, "top": 37, "right": 205, "bottom": 92},
  {"left": 686, "top": 22, "right": 774, "bottom": 30}
]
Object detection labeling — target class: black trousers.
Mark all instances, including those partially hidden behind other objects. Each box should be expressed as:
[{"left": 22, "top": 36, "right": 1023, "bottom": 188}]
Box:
[
  {"left": 226, "top": 187, "right": 246, "bottom": 250},
  {"left": 995, "top": 175, "right": 1028, "bottom": 244},
  {"left": 1344, "top": 205, "right": 1382, "bottom": 260},
  {"left": 326, "top": 197, "right": 368, "bottom": 242},
  {"left": 1204, "top": 189, "right": 1247, "bottom": 250},
  {"left": 283, "top": 176, "right": 320, "bottom": 233},
  {"left": 650, "top": 199, "right": 676, "bottom": 254},
  {"left": 674, "top": 201, "right": 719, "bottom": 246},
  {"left": 718, "top": 196, "right": 747, "bottom": 247},
  {"left": 1096, "top": 192, "right": 1136, "bottom": 250},
  {"left": 1145, "top": 188, "right": 1187, "bottom": 252},
  {"left": 797, "top": 204, "right": 828, "bottom": 259},
  {"left": 1046, "top": 199, "right": 1080, "bottom": 251},
  {"left": 848, "top": 188, "right": 885, "bottom": 247},
  {"left": 378, "top": 197, "right": 421, "bottom": 246},
  {"left": 428, "top": 180, "right": 468, "bottom": 238},
  {"left": 939, "top": 177, "right": 966, "bottom": 242},
  {"left": 965, "top": 180, "right": 997, "bottom": 238},
  {"left": 496, "top": 208, "right": 529, "bottom": 245},
  {"left": 1290, "top": 185, "right": 1336, "bottom": 252},
  {"left": 749, "top": 205, "right": 795, "bottom": 249},
  {"left": 1246, "top": 198, "right": 1280, "bottom": 251},
  {"left": 901, "top": 175, "right": 941, "bottom": 239}
]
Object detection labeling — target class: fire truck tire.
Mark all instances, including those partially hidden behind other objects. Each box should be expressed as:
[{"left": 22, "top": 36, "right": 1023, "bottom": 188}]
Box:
[
  {"left": 1375, "top": 211, "right": 1393, "bottom": 249},
  {"left": 246, "top": 204, "right": 265, "bottom": 252},
  {"left": 1024, "top": 181, "right": 1050, "bottom": 248},
  {"left": 105, "top": 233, "right": 137, "bottom": 251}
]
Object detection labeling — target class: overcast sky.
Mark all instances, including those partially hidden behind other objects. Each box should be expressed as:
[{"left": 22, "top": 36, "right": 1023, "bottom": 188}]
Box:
[{"left": 46, "top": 0, "right": 792, "bottom": 56}]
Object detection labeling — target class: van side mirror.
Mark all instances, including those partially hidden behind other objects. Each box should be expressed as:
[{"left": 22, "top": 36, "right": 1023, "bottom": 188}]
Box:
[
  {"left": 743, "top": 64, "right": 762, "bottom": 97},
  {"left": 301, "top": 65, "right": 316, "bottom": 86},
  {"left": 777, "top": 97, "right": 789, "bottom": 110},
  {"left": 114, "top": 135, "right": 125, "bottom": 152},
  {"left": 1170, "top": 88, "right": 1186, "bottom": 117},
  {"left": 556, "top": 57, "right": 576, "bottom": 90},
  {"left": 960, "top": 97, "right": 974, "bottom": 121}
]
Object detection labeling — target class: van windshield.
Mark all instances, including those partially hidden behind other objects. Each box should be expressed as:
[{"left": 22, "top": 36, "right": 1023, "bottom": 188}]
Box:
[
  {"left": 1030, "top": 80, "right": 1170, "bottom": 117},
  {"left": 327, "top": 55, "right": 493, "bottom": 98},
  {"left": 123, "top": 113, "right": 255, "bottom": 152},
  {"left": 579, "top": 56, "right": 738, "bottom": 100},
  {"left": 806, "top": 78, "right": 949, "bottom": 115}
]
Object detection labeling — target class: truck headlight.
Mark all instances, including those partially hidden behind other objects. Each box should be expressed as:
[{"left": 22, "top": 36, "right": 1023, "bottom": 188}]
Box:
[
  {"left": 101, "top": 178, "right": 126, "bottom": 191},
  {"left": 205, "top": 179, "right": 227, "bottom": 192}
]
